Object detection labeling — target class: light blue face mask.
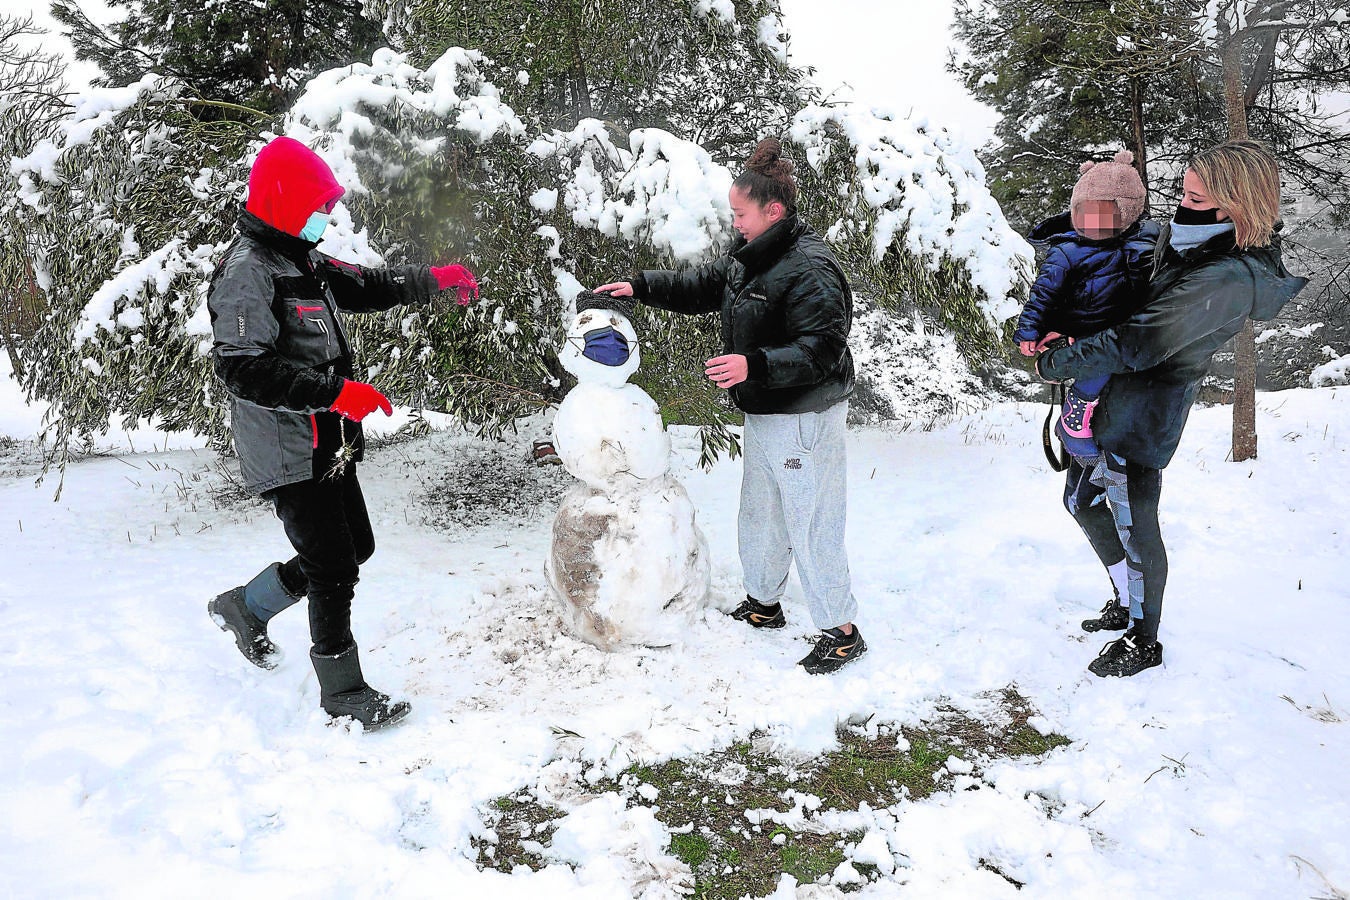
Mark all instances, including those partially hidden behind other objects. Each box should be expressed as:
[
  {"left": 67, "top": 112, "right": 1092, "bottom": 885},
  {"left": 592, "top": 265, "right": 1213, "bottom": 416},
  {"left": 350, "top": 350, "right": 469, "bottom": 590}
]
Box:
[{"left": 299, "top": 211, "right": 329, "bottom": 242}]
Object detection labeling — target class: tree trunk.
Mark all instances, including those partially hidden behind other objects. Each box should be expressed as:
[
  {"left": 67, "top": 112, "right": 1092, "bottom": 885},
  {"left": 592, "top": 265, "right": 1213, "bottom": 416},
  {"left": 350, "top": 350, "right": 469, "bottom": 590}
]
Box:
[
  {"left": 1128, "top": 75, "right": 1150, "bottom": 214},
  {"left": 1221, "top": 33, "right": 1258, "bottom": 461},
  {"left": 565, "top": 3, "right": 593, "bottom": 125}
]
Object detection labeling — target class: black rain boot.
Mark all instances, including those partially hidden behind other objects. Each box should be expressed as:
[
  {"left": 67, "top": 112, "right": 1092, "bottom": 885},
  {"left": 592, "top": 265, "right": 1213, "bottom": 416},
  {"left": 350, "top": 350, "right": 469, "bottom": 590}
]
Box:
[
  {"left": 208, "top": 562, "right": 304, "bottom": 669},
  {"left": 310, "top": 644, "right": 411, "bottom": 732}
]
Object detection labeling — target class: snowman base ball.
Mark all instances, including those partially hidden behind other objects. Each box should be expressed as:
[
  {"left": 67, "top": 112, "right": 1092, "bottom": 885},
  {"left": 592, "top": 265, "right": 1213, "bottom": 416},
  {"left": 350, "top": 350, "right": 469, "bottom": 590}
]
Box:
[{"left": 546, "top": 477, "right": 710, "bottom": 650}]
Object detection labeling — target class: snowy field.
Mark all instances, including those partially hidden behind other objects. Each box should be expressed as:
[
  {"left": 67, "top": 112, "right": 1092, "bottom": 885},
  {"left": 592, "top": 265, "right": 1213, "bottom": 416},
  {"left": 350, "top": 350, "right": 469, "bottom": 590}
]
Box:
[{"left": 2, "top": 361, "right": 1348, "bottom": 899}]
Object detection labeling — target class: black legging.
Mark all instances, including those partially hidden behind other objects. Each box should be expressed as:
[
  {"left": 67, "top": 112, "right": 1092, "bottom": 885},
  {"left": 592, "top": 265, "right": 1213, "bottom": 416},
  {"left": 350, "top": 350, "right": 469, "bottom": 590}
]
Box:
[
  {"left": 264, "top": 466, "right": 375, "bottom": 656},
  {"left": 1062, "top": 454, "right": 1168, "bottom": 640}
]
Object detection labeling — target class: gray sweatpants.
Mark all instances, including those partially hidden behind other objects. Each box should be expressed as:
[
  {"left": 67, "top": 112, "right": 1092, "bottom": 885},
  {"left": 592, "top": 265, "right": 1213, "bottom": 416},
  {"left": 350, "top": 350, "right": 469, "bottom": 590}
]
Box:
[{"left": 739, "top": 401, "right": 857, "bottom": 630}]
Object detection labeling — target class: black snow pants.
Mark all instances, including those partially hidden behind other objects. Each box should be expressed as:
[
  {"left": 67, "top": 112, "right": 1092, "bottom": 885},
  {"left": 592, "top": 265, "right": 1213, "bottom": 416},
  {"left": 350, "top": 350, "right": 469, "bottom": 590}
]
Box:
[
  {"left": 264, "top": 465, "right": 375, "bottom": 656},
  {"left": 1062, "top": 454, "right": 1168, "bottom": 641}
]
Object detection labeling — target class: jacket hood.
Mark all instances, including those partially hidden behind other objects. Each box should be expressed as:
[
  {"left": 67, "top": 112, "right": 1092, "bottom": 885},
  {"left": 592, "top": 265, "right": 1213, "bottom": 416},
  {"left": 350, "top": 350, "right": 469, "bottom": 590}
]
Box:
[
  {"left": 1028, "top": 211, "right": 1158, "bottom": 246},
  {"left": 1243, "top": 238, "right": 1309, "bottom": 321},
  {"left": 1155, "top": 223, "right": 1307, "bottom": 321},
  {"left": 245, "top": 136, "right": 345, "bottom": 237}
]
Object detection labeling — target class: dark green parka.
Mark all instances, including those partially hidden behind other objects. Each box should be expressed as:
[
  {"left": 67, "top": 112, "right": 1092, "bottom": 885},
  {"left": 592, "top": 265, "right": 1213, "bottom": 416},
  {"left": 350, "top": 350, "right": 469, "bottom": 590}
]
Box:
[
  {"left": 1039, "top": 223, "right": 1307, "bottom": 468},
  {"left": 636, "top": 215, "right": 854, "bottom": 415}
]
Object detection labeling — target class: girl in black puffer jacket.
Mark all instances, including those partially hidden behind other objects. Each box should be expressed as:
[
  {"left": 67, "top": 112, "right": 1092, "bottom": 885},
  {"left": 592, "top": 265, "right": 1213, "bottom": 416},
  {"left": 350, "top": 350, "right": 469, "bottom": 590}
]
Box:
[{"left": 595, "top": 138, "right": 865, "bottom": 675}]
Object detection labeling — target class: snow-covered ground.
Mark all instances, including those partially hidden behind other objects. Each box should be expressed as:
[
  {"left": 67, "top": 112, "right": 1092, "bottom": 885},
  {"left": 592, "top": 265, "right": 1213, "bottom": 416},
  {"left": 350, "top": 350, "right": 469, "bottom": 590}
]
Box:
[{"left": 2, "top": 359, "right": 1348, "bottom": 898}]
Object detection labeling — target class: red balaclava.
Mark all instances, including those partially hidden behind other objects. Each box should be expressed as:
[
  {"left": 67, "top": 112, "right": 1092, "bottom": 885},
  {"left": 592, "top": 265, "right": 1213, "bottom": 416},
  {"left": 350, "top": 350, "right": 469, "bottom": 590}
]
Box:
[{"left": 245, "top": 136, "right": 346, "bottom": 236}]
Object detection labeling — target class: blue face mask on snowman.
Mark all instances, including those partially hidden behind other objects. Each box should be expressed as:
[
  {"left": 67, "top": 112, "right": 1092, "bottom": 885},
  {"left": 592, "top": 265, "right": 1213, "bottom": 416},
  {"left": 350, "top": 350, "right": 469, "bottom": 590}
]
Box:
[
  {"left": 581, "top": 326, "right": 631, "bottom": 367},
  {"left": 299, "top": 211, "right": 330, "bottom": 243}
]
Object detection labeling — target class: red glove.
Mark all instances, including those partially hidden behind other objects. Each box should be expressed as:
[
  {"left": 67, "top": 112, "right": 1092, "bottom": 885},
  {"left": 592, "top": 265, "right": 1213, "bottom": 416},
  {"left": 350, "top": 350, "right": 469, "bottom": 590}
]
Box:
[
  {"left": 330, "top": 380, "right": 392, "bottom": 422},
  {"left": 430, "top": 264, "right": 479, "bottom": 305}
]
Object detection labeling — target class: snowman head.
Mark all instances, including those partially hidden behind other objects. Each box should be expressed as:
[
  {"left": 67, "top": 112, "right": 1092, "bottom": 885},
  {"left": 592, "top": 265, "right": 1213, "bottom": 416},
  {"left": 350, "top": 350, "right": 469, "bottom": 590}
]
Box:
[{"left": 561, "top": 293, "right": 641, "bottom": 386}]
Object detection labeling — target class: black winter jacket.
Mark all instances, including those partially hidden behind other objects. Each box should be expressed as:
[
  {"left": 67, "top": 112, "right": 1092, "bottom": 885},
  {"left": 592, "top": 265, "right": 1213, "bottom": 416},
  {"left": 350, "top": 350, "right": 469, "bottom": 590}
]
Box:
[
  {"left": 1039, "top": 223, "right": 1307, "bottom": 468},
  {"left": 208, "top": 211, "right": 437, "bottom": 494},
  {"left": 637, "top": 216, "right": 854, "bottom": 415}
]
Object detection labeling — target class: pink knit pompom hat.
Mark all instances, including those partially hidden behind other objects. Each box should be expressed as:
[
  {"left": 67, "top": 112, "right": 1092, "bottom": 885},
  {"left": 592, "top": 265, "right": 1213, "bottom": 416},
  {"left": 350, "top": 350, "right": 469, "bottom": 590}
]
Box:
[{"left": 1069, "top": 150, "right": 1146, "bottom": 226}]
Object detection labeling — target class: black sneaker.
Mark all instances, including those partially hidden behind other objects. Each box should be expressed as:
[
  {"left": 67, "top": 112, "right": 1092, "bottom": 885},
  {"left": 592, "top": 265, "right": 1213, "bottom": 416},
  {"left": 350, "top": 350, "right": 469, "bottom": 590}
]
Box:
[
  {"left": 1081, "top": 593, "right": 1131, "bottom": 633},
  {"left": 730, "top": 596, "right": 786, "bottom": 629},
  {"left": 798, "top": 626, "right": 867, "bottom": 674},
  {"left": 1088, "top": 630, "right": 1163, "bottom": 677}
]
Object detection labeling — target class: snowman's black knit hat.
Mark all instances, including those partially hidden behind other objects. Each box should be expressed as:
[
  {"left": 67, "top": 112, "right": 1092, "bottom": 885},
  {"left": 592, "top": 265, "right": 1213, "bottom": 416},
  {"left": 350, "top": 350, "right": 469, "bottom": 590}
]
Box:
[{"left": 575, "top": 289, "right": 636, "bottom": 321}]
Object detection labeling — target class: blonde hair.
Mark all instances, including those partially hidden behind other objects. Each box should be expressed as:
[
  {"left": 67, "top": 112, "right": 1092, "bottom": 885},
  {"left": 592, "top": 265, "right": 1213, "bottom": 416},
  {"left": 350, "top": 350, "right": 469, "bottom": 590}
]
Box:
[{"left": 1188, "top": 140, "right": 1282, "bottom": 249}]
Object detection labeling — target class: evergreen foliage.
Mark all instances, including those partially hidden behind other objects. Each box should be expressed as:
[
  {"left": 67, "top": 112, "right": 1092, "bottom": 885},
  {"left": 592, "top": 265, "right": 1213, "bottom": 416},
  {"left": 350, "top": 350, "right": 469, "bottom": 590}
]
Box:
[
  {"left": 0, "top": 14, "right": 68, "bottom": 379},
  {"left": 3, "top": 77, "right": 257, "bottom": 487},
  {"left": 3, "top": 7, "right": 1032, "bottom": 480},
  {"left": 49, "top": 0, "right": 386, "bottom": 114},
  {"left": 371, "top": 0, "right": 806, "bottom": 162},
  {"left": 949, "top": 0, "right": 1349, "bottom": 232}
]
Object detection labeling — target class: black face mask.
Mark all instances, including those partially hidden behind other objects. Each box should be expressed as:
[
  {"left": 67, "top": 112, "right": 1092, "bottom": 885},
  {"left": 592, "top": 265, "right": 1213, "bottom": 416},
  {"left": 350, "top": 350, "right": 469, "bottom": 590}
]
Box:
[{"left": 1173, "top": 204, "right": 1224, "bottom": 225}]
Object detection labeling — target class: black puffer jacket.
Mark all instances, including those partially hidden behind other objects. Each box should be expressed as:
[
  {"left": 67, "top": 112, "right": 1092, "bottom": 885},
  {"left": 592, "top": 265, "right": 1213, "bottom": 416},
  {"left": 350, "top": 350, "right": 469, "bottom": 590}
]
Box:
[
  {"left": 637, "top": 215, "right": 854, "bottom": 415},
  {"left": 208, "top": 211, "right": 437, "bottom": 494},
  {"left": 1039, "top": 223, "right": 1307, "bottom": 468}
]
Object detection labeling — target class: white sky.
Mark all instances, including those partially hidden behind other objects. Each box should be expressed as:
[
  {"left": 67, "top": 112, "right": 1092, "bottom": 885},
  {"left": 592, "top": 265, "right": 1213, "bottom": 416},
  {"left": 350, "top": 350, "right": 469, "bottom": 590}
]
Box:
[
  {"left": 778, "top": 0, "right": 997, "bottom": 145},
  {"left": 12, "top": 0, "right": 996, "bottom": 143}
]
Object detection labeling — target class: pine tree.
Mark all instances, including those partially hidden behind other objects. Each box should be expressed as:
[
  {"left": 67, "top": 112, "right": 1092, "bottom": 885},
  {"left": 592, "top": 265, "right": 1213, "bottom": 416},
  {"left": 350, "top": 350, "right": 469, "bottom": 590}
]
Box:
[
  {"left": 373, "top": 0, "right": 808, "bottom": 162},
  {"left": 50, "top": 0, "right": 386, "bottom": 114},
  {"left": 948, "top": 0, "right": 1227, "bottom": 231},
  {"left": 951, "top": 0, "right": 1349, "bottom": 461}
]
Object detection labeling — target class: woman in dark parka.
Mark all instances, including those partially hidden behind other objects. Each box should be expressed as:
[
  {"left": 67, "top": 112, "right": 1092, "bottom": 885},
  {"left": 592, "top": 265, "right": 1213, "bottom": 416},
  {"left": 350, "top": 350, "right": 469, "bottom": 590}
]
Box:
[{"left": 1037, "top": 140, "right": 1307, "bottom": 677}]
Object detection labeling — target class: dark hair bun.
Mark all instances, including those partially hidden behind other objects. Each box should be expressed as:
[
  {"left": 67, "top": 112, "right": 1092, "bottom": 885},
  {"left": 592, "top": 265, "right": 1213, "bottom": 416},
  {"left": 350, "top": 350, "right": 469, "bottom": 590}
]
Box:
[{"left": 745, "top": 137, "right": 794, "bottom": 179}]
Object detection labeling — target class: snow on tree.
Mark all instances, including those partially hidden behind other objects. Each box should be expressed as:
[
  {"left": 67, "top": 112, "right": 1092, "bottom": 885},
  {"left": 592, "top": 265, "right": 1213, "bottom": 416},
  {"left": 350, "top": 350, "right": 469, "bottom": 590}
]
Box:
[
  {"left": 4, "top": 74, "right": 248, "bottom": 487},
  {"left": 2, "top": 37, "right": 1033, "bottom": 479}
]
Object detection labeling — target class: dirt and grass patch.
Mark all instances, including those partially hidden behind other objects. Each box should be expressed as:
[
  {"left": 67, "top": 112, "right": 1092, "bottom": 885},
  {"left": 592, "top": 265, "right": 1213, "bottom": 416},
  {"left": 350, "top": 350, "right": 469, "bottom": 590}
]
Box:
[{"left": 472, "top": 687, "right": 1070, "bottom": 896}]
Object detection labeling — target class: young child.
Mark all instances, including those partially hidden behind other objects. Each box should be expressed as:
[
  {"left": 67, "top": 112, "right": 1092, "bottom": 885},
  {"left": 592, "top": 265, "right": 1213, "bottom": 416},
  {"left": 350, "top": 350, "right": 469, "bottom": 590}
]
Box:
[
  {"left": 206, "top": 136, "right": 477, "bottom": 732},
  {"left": 1015, "top": 150, "right": 1159, "bottom": 456}
]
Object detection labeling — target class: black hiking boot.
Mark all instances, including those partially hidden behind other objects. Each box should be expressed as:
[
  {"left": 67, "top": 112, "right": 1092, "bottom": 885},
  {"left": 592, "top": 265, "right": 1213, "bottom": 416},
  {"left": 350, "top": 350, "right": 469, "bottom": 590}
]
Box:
[
  {"left": 209, "top": 587, "right": 280, "bottom": 670},
  {"left": 730, "top": 596, "right": 786, "bottom": 629},
  {"left": 1081, "top": 591, "right": 1131, "bottom": 633},
  {"left": 798, "top": 626, "right": 867, "bottom": 675},
  {"left": 1088, "top": 629, "right": 1163, "bottom": 678},
  {"left": 311, "top": 645, "right": 411, "bottom": 732}
]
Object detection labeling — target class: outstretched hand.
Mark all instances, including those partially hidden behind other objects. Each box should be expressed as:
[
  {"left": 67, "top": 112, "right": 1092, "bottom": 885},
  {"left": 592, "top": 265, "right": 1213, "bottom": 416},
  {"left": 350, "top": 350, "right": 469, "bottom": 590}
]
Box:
[
  {"left": 593, "top": 281, "right": 635, "bottom": 298},
  {"left": 430, "top": 264, "right": 479, "bottom": 305},
  {"left": 330, "top": 380, "right": 392, "bottom": 421}
]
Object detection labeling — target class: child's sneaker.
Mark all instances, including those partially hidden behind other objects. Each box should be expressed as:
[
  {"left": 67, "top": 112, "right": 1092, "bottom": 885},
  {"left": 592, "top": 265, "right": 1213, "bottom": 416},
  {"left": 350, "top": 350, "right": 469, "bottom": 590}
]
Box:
[
  {"left": 1059, "top": 388, "right": 1098, "bottom": 438},
  {"left": 1054, "top": 417, "right": 1101, "bottom": 458}
]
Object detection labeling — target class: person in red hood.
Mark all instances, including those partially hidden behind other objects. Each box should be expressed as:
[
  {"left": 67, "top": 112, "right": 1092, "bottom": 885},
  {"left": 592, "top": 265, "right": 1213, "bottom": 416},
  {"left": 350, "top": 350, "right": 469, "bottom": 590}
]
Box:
[{"left": 206, "top": 135, "right": 478, "bottom": 732}]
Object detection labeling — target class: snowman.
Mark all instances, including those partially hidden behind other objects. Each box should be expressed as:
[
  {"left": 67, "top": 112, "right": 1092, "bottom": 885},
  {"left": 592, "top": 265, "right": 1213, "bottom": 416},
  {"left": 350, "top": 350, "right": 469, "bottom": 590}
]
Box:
[{"left": 545, "top": 291, "right": 711, "bottom": 649}]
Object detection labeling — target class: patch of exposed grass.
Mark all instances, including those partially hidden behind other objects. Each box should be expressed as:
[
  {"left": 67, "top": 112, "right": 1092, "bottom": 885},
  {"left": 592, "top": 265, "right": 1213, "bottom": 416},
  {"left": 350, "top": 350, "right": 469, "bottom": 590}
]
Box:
[
  {"left": 472, "top": 686, "right": 1070, "bottom": 896},
  {"left": 474, "top": 787, "right": 562, "bottom": 874}
]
